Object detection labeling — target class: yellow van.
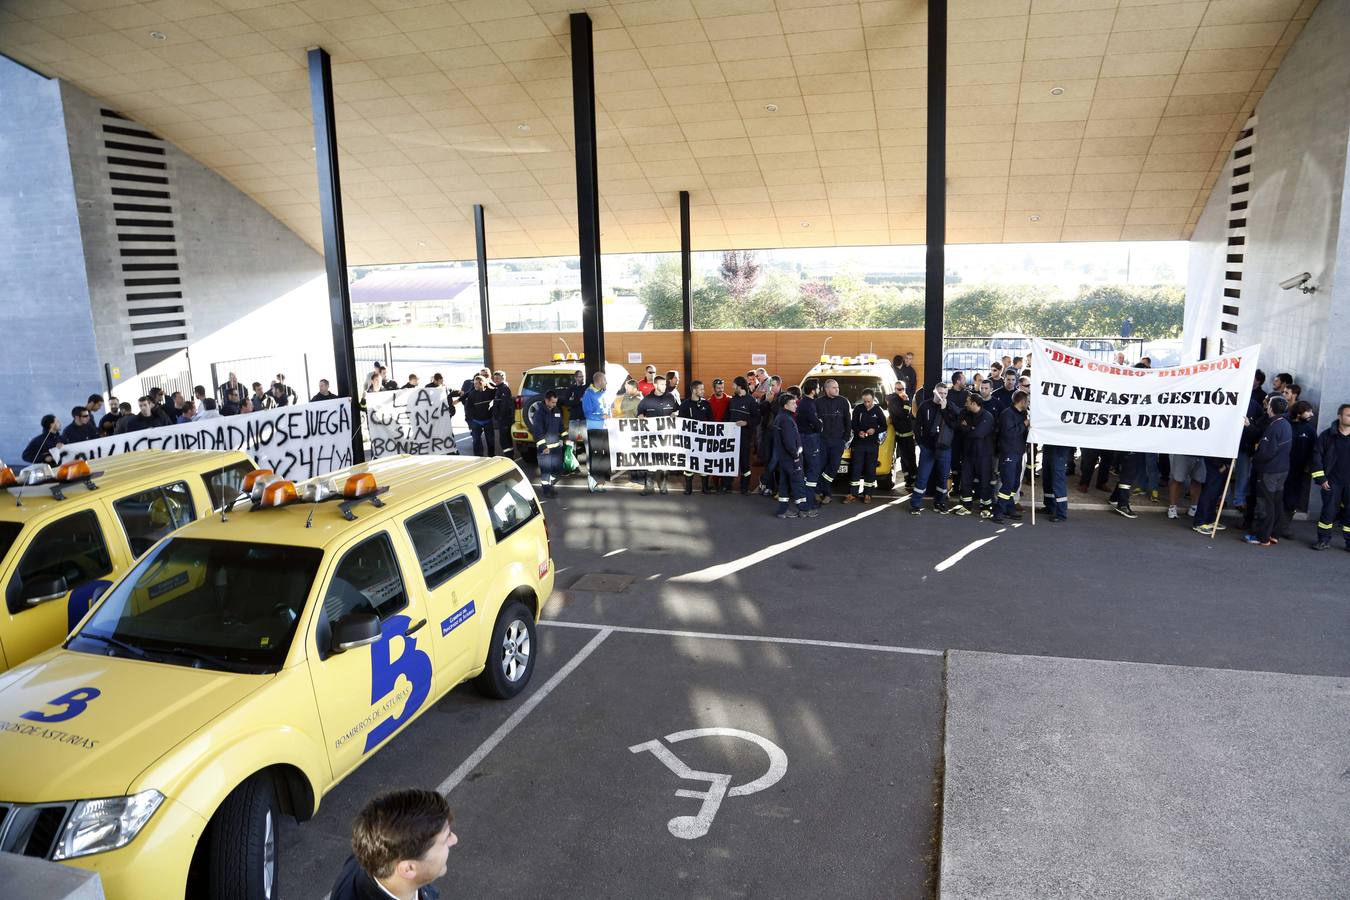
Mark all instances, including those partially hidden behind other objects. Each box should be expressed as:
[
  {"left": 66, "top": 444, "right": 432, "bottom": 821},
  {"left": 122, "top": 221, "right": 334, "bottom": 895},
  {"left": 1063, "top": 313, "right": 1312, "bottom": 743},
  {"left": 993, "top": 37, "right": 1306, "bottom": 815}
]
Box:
[
  {"left": 0, "top": 450, "right": 255, "bottom": 672},
  {"left": 799, "top": 354, "right": 900, "bottom": 488},
  {"left": 509, "top": 352, "right": 588, "bottom": 460},
  {"left": 0, "top": 454, "right": 552, "bottom": 899}
]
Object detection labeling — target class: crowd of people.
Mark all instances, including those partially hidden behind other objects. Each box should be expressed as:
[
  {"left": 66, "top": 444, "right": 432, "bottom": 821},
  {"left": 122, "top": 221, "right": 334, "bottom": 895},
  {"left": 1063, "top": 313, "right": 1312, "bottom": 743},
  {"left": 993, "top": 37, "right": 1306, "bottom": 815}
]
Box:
[
  {"left": 18, "top": 371, "right": 336, "bottom": 466},
  {"left": 520, "top": 356, "right": 1349, "bottom": 551},
  {"left": 15, "top": 354, "right": 1348, "bottom": 553}
]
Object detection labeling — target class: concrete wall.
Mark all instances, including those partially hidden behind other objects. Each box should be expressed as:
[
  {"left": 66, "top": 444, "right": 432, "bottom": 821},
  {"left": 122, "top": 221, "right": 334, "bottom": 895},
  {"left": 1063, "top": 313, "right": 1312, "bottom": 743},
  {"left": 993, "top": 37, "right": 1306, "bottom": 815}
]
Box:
[
  {"left": 57, "top": 83, "right": 335, "bottom": 403},
  {"left": 0, "top": 57, "right": 102, "bottom": 460},
  {"left": 1182, "top": 156, "right": 1232, "bottom": 364},
  {"left": 1186, "top": 0, "right": 1350, "bottom": 423}
]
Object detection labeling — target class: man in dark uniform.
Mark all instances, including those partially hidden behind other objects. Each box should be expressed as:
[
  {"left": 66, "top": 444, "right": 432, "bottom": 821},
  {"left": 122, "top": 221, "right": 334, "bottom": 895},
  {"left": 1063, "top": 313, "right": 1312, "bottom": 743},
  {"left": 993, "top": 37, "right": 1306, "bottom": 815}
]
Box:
[
  {"left": 953, "top": 393, "right": 995, "bottom": 517},
  {"left": 844, "top": 389, "right": 886, "bottom": 504},
  {"left": 816, "top": 378, "right": 851, "bottom": 504},
  {"left": 727, "top": 377, "right": 759, "bottom": 494},
  {"left": 489, "top": 370, "right": 515, "bottom": 458},
  {"left": 886, "top": 380, "right": 916, "bottom": 492},
  {"left": 637, "top": 374, "right": 679, "bottom": 495},
  {"left": 894, "top": 352, "right": 918, "bottom": 397},
  {"left": 679, "top": 379, "right": 714, "bottom": 494},
  {"left": 798, "top": 378, "right": 825, "bottom": 508},
  {"left": 987, "top": 370, "right": 1018, "bottom": 419},
  {"left": 329, "top": 789, "right": 454, "bottom": 900},
  {"left": 773, "top": 393, "right": 815, "bottom": 519},
  {"left": 529, "top": 390, "right": 565, "bottom": 497},
  {"left": 993, "top": 390, "right": 1029, "bottom": 523},
  {"left": 946, "top": 371, "right": 969, "bottom": 490},
  {"left": 563, "top": 369, "right": 588, "bottom": 466},
  {"left": 464, "top": 374, "right": 496, "bottom": 457},
  {"left": 1310, "top": 402, "right": 1350, "bottom": 550},
  {"left": 911, "top": 383, "right": 953, "bottom": 515}
]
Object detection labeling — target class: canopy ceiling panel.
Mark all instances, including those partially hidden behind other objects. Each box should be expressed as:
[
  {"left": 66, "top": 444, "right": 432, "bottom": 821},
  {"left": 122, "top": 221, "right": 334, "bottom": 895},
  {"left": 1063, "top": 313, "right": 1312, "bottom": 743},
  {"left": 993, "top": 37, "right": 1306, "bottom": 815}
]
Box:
[{"left": 0, "top": 0, "right": 1314, "bottom": 263}]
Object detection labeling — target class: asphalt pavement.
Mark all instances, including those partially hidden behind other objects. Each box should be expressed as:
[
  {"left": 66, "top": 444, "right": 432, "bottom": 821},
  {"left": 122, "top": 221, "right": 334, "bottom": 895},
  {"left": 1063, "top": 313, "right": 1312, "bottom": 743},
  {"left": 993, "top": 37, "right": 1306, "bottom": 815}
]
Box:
[{"left": 279, "top": 475, "right": 1349, "bottom": 899}]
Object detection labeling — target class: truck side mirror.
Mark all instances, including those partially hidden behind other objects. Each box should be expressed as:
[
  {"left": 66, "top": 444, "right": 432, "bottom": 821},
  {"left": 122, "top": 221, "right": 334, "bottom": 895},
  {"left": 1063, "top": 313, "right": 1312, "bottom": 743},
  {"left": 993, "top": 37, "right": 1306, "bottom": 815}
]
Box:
[
  {"left": 330, "top": 612, "right": 381, "bottom": 653},
  {"left": 23, "top": 575, "right": 69, "bottom": 606}
]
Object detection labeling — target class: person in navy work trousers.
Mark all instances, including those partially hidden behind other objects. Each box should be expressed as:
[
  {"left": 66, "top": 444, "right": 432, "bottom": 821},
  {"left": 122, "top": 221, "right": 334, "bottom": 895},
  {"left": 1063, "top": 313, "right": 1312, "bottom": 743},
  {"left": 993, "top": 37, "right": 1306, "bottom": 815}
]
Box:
[
  {"left": 816, "top": 378, "right": 851, "bottom": 504},
  {"left": 844, "top": 389, "right": 886, "bottom": 503},
  {"left": 797, "top": 378, "right": 825, "bottom": 507},
  {"left": 529, "top": 390, "right": 565, "bottom": 498},
  {"left": 954, "top": 393, "right": 995, "bottom": 517},
  {"left": 772, "top": 392, "right": 815, "bottom": 519},
  {"left": 727, "top": 377, "right": 760, "bottom": 495},
  {"left": 679, "top": 379, "right": 714, "bottom": 495},
  {"left": 993, "top": 390, "right": 1029, "bottom": 523}
]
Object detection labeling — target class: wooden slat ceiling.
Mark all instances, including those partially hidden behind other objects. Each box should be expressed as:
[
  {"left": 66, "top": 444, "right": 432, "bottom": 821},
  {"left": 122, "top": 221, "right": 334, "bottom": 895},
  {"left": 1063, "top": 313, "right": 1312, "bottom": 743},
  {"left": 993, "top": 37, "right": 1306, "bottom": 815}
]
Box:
[{"left": 0, "top": 0, "right": 1314, "bottom": 264}]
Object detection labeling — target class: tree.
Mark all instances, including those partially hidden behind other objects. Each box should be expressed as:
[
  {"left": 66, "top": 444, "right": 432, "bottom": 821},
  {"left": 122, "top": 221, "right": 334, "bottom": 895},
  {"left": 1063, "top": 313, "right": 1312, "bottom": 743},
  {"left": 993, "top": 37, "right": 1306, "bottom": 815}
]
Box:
[{"left": 719, "top": 250, "right": 761, "bottom": 300}]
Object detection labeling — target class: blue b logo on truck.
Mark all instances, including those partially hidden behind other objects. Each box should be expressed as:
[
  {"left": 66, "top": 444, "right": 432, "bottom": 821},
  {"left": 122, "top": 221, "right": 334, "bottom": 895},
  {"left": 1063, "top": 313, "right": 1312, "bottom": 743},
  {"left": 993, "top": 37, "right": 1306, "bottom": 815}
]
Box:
[
  {"left": 363, "top": 614, "right": 431, "bottom": 753},
  {"left": 22, "top": 687, "right": 101, "bottom": 723}
]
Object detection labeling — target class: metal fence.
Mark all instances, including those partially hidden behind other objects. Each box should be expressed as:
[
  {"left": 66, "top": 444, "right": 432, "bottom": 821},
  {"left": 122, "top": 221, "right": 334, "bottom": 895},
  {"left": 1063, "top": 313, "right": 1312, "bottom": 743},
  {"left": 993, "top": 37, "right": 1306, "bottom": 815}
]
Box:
[
  {"left": 939, "top": 335, "right": 1146, "bottom": 381},
  {"left": 209, "top": 353, "right": 312, "bottom": 403},
  {"left": 108, "top": 366, "right": 194, "bottom": 405},
  {"left": 354, "top": 343, "right": 484, "bottom": 390}
]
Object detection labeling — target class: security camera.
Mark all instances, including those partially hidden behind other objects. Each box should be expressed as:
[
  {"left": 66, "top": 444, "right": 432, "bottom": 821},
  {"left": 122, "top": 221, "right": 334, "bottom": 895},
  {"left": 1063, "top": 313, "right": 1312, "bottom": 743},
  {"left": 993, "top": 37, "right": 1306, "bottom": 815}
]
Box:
[{"left": 1279, "top": 272, "right": 1316, "bottom": 293}]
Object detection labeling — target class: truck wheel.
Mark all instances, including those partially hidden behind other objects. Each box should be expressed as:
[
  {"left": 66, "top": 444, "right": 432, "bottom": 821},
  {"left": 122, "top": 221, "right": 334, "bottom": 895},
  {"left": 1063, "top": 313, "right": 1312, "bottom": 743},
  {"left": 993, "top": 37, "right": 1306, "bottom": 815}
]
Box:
[
  {"left": 208, "top": 774, "right": 280, "bottom": 900},
  {"left": 475, "top": 601, "right": 537, "bottom": 700}
]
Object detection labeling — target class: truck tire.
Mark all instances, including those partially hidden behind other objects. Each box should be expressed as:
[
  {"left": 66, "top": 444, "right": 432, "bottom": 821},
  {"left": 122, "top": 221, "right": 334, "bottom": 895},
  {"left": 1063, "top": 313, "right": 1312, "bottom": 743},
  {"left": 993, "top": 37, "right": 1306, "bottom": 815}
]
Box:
[
  {"left": 208, "top": 774, "right": 281, "bottom": 900},
  {"left": 475, "top": 601, "right": 537, "bottom": 700}
]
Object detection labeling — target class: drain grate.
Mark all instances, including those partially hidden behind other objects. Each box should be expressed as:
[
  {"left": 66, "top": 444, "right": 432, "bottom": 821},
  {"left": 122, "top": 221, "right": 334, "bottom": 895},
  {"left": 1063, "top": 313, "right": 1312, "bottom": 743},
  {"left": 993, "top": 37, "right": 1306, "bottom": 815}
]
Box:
[{"left": 570, "top": 573, "right": 636, "bottom": 593}]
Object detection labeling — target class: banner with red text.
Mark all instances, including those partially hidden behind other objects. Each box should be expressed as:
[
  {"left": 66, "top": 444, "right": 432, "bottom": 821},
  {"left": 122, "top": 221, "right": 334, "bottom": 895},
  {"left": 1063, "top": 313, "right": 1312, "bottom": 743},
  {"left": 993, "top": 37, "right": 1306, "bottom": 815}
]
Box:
[{"left": 1028, "top": 338, "right": 1260, "bottom": 456}]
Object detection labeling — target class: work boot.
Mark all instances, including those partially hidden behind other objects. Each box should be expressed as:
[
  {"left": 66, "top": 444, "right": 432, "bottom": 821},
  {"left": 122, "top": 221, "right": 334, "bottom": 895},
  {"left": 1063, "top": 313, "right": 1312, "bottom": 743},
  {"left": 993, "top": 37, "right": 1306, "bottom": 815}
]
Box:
[
  {"left": 776, "top": 507, "right": 799, "bottom": 519},
  {"left": 804, "top": 508, "right": 819, "bottom": 518},
  {"left": 936, "top": 502, "right": 951, "bottom": 515},
  {"left": 1114, "top": 502, "right": 1137, "bottom": 519},
  {"left": 1007, "top": 509, "right": 1023, "bottom": 520},
  {"left": 952, "top": 504, "right": 972, "bottom": 516},
  {"left": 819, "top": 493, "right": 832, "bottom": 504},
  {"left": 861, "top": 494, "right": 873, "bottom": 504},
  {"left": 992, "top": 514, "right": 1004, "bottom": 524},
  {"left": 843, "top": 494, "right": 859, "bottom": 504}
]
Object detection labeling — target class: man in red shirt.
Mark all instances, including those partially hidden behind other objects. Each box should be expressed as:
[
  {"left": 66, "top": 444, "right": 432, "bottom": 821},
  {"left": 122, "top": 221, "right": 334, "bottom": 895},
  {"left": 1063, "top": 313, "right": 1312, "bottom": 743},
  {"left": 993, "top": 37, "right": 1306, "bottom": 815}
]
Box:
[
  {"left": 707, "top": 378, "right": 731, "bottom": 421},
  {"left": 637, "top": 364, "right": 658, "bottom": 396}
]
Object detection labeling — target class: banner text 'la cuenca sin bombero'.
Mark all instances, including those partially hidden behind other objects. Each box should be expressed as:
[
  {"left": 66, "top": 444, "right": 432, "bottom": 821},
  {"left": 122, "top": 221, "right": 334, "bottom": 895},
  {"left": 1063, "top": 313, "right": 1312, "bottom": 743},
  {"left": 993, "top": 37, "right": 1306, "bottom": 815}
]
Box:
[
  {"left": 1029, "top": 338, "right": 1260, "bottom": 457},
  {"left": 53, "top": 399, "right": 353, "bottom": 481}
]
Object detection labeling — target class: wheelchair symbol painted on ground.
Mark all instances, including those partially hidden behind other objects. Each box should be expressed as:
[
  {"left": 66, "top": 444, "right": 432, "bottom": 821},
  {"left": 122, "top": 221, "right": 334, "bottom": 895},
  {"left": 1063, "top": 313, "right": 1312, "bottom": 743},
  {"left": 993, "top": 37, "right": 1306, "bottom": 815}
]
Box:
[{"left": 629, "top": 727, "right": 788, "bottom": 840}]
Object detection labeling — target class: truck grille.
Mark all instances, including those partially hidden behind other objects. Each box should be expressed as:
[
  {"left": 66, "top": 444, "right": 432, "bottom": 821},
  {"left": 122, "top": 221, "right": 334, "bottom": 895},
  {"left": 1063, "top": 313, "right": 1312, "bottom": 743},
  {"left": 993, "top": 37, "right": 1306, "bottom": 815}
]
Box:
[{"left": 0, "top": 801, "right": 75, "bottom": 859}]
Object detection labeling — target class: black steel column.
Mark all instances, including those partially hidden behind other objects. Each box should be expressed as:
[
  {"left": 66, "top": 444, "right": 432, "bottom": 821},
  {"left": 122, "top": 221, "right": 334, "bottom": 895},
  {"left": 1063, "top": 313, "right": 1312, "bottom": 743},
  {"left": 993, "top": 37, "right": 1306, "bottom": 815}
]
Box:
[
  {"left": 679, "top": 190, "right": 693, "bottom": 381},
  {"left": 923, "top": 0, "right": 947, "bottom": 390},
  {"left": 571, "top": 12, "right": 605, "bottom": 374},
  {"left": 308, "top": 46, "right": 363, "bottom": 464},
  {"left": 473, "top": 204, "right": 493, "bottom": 371}
]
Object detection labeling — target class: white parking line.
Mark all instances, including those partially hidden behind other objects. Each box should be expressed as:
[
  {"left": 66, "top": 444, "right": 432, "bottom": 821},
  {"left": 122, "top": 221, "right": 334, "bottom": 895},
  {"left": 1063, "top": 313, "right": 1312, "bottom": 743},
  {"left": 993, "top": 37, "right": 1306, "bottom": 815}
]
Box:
[
  {"left": 934, "top": 535, "right": 1002, "bottom": 572},
  {"left": 437, "top": 626, "right": 614, "bottom": 796},
  {"left": 670, "top": 495, "right": 910, "bottom": 584},
  {"left": 542, "top": 619, "right": 942, "bottom": 658}
]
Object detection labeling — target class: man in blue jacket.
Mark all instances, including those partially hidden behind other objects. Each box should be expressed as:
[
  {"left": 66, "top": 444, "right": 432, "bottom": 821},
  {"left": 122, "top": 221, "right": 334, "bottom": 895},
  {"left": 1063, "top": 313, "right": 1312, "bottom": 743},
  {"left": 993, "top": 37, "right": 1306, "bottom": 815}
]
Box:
[
  {"left": 953, "top": 393, "right": 995, "bottom": 517},
  {"left": 797, "top": 378, "right": 825, "bottom": 506},
  {"left": 844, "top": 389, "right": 886, "bottom": 504},
  {"left": 1310, "top": 402, "right": 1350, "bottom": 550},
  {"left": 1245, "top": 395, "right": 1293, "bottom": 546},
  {"left": 581, "top": 370, "right": 610, "bottom": 492}
]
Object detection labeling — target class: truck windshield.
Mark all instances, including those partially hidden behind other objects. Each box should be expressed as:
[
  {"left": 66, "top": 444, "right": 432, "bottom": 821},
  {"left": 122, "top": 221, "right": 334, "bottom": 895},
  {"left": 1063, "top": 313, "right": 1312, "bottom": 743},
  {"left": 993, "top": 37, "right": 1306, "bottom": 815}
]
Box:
[
  {"left": 68, "top": 538, "right": 322, "bottom": 673},
  {"left": 828, "top": 377, "right": 886, "bottom": 406},
  {"left": 521, "top": 372, "right": 576, "bottom": 400}
]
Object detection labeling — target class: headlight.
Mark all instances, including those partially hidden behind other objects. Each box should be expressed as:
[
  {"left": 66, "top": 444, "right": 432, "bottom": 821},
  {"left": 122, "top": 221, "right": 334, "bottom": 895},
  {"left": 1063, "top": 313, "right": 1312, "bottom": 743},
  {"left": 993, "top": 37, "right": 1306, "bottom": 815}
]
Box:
[{"left": 52, "top": 789, "right": 164, "bottom": 860}]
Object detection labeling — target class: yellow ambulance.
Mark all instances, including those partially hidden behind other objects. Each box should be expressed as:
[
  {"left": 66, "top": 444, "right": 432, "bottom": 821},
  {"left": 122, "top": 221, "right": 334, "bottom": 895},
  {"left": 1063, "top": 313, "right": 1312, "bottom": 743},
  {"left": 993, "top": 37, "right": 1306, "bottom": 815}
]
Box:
[
  {"left": 798, "top": 353, "right": 900, "bottom": 488},
  {"left": 0, "top": 454, "right": 552, "bottom": 899},
  {"left": 0, "top": 450, "right": 255, "bottom": 672}
]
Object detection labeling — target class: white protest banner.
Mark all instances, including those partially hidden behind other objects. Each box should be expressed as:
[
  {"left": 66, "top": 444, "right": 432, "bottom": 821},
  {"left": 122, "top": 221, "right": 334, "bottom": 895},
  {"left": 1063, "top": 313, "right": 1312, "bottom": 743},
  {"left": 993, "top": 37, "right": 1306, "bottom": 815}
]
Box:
[
  {"left": 606, "top": 416, "right": 740, "bottom": 475},
  {"left": 53, "top": 399, "right": 353, "bottom": 480},
  {"left": 1029, "top": 338, "right": 1260, "bottom": 456},
  {"left": 365, "top": 387, "right": 459, "bottom": 458}
]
